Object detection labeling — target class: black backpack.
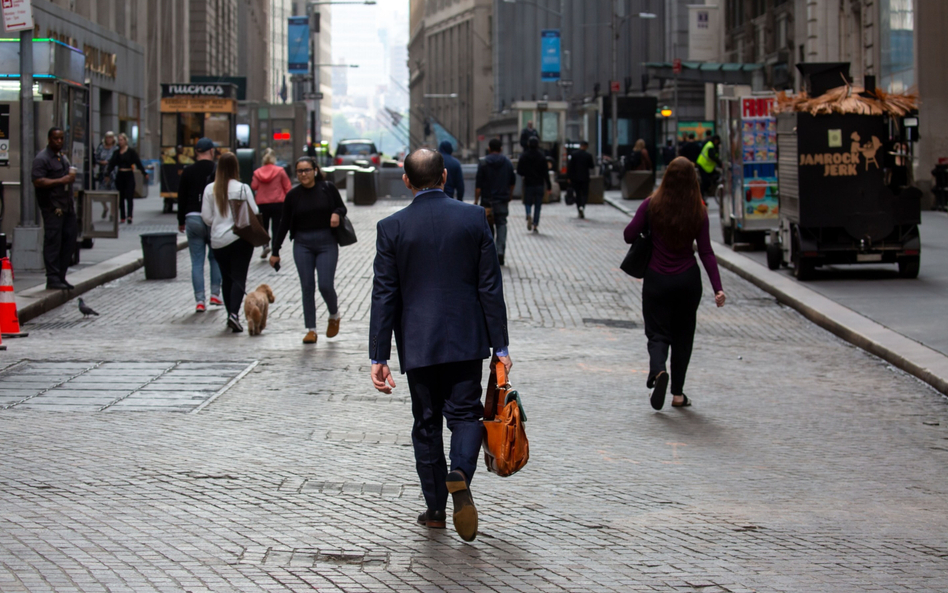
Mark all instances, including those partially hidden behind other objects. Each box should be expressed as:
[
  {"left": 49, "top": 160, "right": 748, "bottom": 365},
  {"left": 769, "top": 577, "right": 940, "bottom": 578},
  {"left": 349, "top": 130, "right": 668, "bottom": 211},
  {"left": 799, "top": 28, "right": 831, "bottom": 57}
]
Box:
[{"left": 626, "top": 150, "right": 642, "bottom": 171}]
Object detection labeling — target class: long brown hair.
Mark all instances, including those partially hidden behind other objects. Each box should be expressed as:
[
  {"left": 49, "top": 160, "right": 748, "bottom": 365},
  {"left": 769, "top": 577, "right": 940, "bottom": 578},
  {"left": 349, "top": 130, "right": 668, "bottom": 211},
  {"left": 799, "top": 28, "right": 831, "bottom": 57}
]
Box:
[
  {"left": 648, "top": 157, "right": 706, "bottom": 251},
  {"left": 213, "top": 152, "right": 240, "bottom": 215}
]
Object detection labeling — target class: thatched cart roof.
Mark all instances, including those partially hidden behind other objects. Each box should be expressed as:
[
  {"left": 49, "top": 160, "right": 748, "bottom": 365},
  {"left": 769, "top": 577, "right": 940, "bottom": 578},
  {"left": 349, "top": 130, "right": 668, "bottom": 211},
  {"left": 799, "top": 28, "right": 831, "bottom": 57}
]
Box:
[{"left": 775, "top": 85, "right": 918, "bottom": 117}]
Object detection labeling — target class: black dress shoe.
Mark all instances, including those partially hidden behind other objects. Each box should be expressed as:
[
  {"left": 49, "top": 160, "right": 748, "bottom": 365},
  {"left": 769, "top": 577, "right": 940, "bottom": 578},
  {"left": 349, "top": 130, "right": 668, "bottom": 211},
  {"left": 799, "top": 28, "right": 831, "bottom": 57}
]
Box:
[
  {"left": 61, "top": 280, "right": 75, "bottom": 289},
  {"left": 446, "top": 470, "right": 477, "bottom": 541},
  {"left": 46, "top": 281, "right": 69, "bottom": 290},
  {"left": 416, "top": 509, "right": 446, "bottom": 529}
]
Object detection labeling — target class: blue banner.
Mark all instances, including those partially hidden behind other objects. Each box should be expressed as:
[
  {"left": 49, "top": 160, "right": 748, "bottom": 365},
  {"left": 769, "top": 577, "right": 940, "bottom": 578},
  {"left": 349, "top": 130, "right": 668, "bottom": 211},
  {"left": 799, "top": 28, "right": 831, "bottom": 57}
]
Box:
[
  {"left": 288, "top": 17, "right": 310, "bottom": 75},
  {"left": 541, "top": 29, "right": 561, "bottom": 82}
]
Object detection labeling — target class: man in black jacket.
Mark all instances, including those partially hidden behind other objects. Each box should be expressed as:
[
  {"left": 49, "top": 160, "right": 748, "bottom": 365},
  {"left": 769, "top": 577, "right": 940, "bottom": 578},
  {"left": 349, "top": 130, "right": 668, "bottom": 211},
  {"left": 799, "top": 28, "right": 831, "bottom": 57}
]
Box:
[
  {"left": 369, "top": 148, "right": 510, "bottom": 542},
  {"left": 176, "top": 137, "right": 222, "bottom": 312},
  {"left": 567, "top": 141, "right": 595, "bottom": 219},
  {"left": 519, "top": 121, "right": 539, "bottom": 151},
  {"left": 516, "top": 137, "right": 551, "bottom": 232},
  {"left": 475, "top": 139, "right": 516, "bottom": 265},
  {"left": 32, "top": 127, "right": 77, "bottom": 290}
]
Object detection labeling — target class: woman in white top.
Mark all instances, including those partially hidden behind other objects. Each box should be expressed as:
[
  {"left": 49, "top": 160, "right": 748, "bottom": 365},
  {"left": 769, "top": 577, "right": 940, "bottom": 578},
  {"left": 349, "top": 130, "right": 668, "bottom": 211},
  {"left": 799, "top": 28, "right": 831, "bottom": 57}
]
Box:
[{"left": 201, "top": 152, "right": 259, "bottom": 333}]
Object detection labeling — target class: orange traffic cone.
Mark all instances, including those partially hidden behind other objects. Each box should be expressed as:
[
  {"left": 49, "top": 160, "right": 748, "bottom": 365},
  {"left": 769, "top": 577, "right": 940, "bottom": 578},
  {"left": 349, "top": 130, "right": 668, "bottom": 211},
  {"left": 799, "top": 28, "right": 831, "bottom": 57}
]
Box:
[{"left": 0, "top": 257, "right": 27, "bottom": 338}]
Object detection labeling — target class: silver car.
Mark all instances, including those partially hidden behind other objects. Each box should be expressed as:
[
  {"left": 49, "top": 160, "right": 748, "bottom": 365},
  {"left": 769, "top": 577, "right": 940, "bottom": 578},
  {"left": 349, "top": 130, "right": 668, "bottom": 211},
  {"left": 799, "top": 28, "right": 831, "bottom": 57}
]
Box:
[{"left": 334, "top": 139, "right": 380, "bottom": 167}]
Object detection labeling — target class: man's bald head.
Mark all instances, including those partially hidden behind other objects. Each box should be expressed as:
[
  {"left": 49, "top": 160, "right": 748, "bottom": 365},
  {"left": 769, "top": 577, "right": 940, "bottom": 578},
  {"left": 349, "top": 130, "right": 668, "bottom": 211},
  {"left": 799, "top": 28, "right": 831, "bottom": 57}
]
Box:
[{"left": 404, "top": 149, "right": 445, "bottom": 190}]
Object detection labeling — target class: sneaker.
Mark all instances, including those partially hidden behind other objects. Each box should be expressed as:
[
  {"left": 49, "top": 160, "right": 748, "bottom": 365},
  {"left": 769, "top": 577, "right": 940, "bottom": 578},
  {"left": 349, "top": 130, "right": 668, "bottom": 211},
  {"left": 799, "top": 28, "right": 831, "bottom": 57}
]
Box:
[
  {"left": 303, "top": 330, "right": 317, "bottom": 344},
  {"left": 260, "top": 245, "right": 270, "bottom": 259},
  {"left": 526, "top": 215, "right": 532, "bottom": 231},
  {"left": 532, "top": 225, "right": 539, "bottom": 234},
  {"left": 227, "top": 313, "right": 243, "bottom": 333},
  {"left": 120, "top": 218, "right": 126, "bottom": 224},
  {"left": 209, "top": 295, "right": 223, "bottom": 307},
  {"left": 195, "top": 302, "right": 206, "bottom": 313},
  {"left": 127, "top": 217, "right": 132, "bottom": 224},
  {"left": 578, "top": 208, "right": 585, "bottom": 219}
]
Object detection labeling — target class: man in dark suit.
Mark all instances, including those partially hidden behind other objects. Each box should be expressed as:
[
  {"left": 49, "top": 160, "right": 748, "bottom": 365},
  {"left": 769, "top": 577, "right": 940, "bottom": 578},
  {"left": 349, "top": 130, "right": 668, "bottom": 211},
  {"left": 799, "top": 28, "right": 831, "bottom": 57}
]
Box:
[
  {"left": 369, "top": 148, "right": 512, "bottom": 542},
  {"left": 567, "top": 140, "right": 595, "bottom": 219}
]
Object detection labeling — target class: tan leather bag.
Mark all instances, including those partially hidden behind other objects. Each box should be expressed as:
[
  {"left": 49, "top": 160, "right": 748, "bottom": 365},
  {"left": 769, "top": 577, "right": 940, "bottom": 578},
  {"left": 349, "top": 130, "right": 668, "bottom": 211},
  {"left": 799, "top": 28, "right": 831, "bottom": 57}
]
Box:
[{"left": 482, "top": 361, "right": 529, "bottom": 477}]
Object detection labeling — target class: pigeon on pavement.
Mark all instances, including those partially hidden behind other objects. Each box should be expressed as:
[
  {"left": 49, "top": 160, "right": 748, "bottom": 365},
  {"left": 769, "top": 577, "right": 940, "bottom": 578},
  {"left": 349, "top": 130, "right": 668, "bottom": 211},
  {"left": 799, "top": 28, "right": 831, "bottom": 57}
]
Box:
[{"left": 78, "top": 298, "right": 99, "bottom": 318}]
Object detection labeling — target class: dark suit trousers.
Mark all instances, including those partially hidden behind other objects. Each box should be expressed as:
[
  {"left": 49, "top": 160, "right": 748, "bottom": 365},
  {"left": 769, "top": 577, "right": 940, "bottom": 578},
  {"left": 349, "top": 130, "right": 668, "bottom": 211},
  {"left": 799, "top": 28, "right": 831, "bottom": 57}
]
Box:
[
  {"left": 41, "top": 208, "right": 77, "bottom": 282},
  {"left": 572, "top": 180, "right": 589, "bottom": 210},
  {"left": 406, "top": 359, "right": 485, "bottom": 512}
]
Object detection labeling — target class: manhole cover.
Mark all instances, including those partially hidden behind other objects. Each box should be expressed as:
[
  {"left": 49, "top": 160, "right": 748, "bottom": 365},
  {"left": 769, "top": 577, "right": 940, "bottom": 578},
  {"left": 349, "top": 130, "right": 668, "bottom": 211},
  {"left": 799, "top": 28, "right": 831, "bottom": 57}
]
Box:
[{"left": 0, "top": 360, "right": 256, "bottom": 412}]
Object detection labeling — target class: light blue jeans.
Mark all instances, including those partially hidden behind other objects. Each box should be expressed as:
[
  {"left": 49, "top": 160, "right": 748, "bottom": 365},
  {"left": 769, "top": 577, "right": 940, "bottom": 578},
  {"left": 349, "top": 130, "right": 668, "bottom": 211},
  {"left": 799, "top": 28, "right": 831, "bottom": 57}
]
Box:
[{"left": 185, "top": 215, "right": 222, "bottom": 303}]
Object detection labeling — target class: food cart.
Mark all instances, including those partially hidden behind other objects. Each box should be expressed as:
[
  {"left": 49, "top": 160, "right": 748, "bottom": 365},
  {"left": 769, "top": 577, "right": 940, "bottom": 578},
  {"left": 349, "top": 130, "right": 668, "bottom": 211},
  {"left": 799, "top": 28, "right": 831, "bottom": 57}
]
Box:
[
  {"left": 159, "top": 83, "right": 238, "bottom": 212},
  {"left": 768, "top": 63, "right": 921, "bottom": 279},
  {"left": 718, "top": 94, "right": 779, "bottom": 246}
]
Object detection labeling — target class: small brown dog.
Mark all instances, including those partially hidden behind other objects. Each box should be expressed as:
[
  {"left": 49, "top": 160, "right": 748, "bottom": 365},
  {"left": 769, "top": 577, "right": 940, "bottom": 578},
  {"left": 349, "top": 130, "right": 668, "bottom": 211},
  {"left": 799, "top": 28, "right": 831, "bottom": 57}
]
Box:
[{"left": 244, "top": 284, "right": 275, "bottom": 336}]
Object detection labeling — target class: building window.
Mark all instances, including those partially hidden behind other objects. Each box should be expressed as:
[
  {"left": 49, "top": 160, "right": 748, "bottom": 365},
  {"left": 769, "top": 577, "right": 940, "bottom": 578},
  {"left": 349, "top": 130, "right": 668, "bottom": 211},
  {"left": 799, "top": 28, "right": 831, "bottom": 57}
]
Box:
[{"left": 880, "top": 0, "right": 914, "bottom": 93}]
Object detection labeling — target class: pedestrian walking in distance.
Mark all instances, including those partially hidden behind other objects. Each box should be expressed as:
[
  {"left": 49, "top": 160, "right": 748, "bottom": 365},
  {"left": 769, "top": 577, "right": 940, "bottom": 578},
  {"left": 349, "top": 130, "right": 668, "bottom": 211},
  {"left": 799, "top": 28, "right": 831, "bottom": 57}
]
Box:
[
  {"left": 475, "top": 138, "right": 515, "bottom": 266},
  {"left": 269, "top": 157, "right": 346, "bottom": 345},
  {"left": 106, "top": 132, "right": 147, "bottom": 224},
  {"left": 177, "top": 137, "right": 223, "bottom": 313},
  {"left": 32, "top": 127, "right": 78, "bottom": 290},
  {"left": 201, "top": 152, "right": 258, "bottom": 333},
  {"left": 94, "top": 131, "right": 117, "bottom": 191},
  {"left": 252, "top": 148, "right": 292, "bottom": 260},
  {"left": 623, "top": 157, "right": 727, "bottom": 410},
  {"left": 438, "top": 141, "right": 465, "bottom": 201},
  {"left": 627, "top": 138, "right": 653, "bottom": 172},
  {"left": 519, "top": 120, "right": 539, "bottom": 151},
  {"left": 369, "top": 148, "right": 511, "bottom": 542},
  {"left": 517, "top": 136, "right": 551, "bottom": 233},
  {"left": 567, "top": 140, "right": 595, "bottom": 219}
]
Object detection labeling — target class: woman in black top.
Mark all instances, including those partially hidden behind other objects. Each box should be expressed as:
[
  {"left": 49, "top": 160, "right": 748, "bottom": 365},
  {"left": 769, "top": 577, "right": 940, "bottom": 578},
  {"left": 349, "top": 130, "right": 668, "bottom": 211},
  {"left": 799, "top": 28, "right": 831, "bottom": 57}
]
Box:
[
  {"left": 106, "top": 133, "right": 147, "bottom": 224},
  {"left": 269, "top": 157, "right": 347, "bottom": 344}
]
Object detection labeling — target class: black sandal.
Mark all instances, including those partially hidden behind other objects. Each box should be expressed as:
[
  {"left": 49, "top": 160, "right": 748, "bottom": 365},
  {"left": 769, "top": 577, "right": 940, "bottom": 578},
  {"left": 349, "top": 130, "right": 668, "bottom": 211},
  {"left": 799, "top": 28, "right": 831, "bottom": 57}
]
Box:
[
  {"left": 671, "top": 394, "right": 691, "bottom": 407},
  {"left": 650, "top": 371, "right": 668, "bottom": 410}
]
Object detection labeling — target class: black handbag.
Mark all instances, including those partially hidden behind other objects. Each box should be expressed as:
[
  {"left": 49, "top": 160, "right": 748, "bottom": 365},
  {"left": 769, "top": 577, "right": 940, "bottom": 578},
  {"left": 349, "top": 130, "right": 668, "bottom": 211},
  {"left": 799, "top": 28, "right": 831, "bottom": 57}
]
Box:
[
  {"left": 333, "top": 215, "right": 358, "bottom": 246},
  {"left": 620, "top": 208, "right": 652, "bottom": 278},
  {"left": 565, "top": 185, "right": 575, "bottom": 205}
]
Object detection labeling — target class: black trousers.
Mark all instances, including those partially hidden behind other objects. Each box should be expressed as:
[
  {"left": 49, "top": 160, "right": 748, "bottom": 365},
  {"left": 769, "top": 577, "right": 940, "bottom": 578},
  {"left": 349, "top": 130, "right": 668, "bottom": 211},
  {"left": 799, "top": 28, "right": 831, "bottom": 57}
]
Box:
[
  {"left": 406, "top": 359, "right": 485, "bottom": 512},
  {"left": 573, "top": 180, "right": 589, "bottom": 210},
  {"left": 41, "top": 208, "right": 77, "bottom": 282},
  {"left": 212, "top": 239, "right": 254, "bottom": 316},
  {"left": 642, "top": 265, "right": 702, "bottom": 396},
  {"left": 116, "top": 171, "right": 136, "bottom": 219},
  {"left": 257, "top": 203, "right": 283, "bottom": 252}
]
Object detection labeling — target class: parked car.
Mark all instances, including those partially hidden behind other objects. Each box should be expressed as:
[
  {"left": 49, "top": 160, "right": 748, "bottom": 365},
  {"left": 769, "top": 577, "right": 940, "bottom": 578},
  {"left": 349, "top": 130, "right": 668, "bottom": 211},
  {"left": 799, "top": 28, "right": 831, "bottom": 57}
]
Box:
[{"left": 334, "top": 139, "right": 380, "bottom": 167}]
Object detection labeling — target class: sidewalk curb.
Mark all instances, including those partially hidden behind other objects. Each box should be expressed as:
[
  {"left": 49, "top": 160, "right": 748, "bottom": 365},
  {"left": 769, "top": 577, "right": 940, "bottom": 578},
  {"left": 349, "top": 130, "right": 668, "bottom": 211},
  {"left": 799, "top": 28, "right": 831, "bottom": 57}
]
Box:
[
  {"left": 15, "top": 237, "right": 188, "bottom": 325},
  {"left": 604, "top": 195, "right": 948, "bottom": 396}
]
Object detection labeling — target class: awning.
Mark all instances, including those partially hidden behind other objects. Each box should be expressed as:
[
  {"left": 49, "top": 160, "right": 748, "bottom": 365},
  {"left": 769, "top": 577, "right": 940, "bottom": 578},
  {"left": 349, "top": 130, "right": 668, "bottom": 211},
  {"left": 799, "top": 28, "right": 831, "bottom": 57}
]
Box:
[{"left": 645, "top": 62, "right": 764, "bottom": 86}]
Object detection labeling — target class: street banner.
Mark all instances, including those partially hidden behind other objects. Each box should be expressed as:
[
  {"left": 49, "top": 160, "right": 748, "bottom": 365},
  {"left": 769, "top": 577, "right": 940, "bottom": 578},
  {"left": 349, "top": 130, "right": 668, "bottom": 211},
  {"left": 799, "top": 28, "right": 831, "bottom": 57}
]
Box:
[
  {"left": 288, "top": 16, "right": 310, "bottom": 75},
  {"left": 1, "top": 0, "right": 32, "bottom": 32},
  {"left": 540, "top": 29, "right": 560, "bottom": 82}
]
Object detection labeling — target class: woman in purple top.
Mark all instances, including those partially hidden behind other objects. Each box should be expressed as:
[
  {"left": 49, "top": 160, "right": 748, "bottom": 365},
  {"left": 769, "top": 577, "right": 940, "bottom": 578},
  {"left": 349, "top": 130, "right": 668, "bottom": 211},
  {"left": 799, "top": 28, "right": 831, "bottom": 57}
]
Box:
[{"left": 624, "top": 157, "right": 727, "bottom": 410}]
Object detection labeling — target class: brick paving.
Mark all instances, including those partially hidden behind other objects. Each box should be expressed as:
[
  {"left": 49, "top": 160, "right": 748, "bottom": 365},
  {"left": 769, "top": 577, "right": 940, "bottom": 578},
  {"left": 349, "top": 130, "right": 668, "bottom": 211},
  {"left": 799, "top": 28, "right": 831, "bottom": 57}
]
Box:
[{"left": 2, "top": 200, "right": 947, "bottom": 592}]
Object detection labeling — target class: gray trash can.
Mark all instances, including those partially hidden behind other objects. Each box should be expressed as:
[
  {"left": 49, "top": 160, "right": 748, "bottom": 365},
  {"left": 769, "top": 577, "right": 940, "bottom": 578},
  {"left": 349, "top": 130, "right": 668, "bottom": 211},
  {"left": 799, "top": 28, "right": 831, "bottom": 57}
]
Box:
[{"left": 140, "top": 232, "right": 177, "bottom": 279}]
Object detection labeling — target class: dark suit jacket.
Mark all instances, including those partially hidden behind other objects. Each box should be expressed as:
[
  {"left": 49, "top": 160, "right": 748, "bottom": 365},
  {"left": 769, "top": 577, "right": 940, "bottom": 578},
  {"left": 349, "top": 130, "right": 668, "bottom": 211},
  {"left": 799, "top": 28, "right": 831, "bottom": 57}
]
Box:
[
  {"left": 369, "top": 190, "right": 509, "bottom": 372},
  {"left": 567, "top": 149, "right": 595, "bottom": 183}
]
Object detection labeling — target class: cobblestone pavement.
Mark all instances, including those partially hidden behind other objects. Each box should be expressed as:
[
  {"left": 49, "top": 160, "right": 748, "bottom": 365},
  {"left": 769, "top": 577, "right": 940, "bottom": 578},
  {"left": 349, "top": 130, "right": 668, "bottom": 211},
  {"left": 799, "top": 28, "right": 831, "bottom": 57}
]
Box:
[{"left": 3, "top": 200, "right": 948, "bottom": 592}]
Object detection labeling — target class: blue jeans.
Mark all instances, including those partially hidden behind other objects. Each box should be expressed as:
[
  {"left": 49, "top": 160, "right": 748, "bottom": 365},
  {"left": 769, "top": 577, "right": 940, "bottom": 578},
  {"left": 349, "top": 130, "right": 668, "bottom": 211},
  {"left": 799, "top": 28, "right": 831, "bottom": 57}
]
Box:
[
  {"left": 185, "top": 216, "right": 221, "bottom": 303},
  {"left": 523, "top": 184, "right": 544, "bottom": 226},
  {"left": 293, "top": 229, "right": 339, "bottom": 329}
]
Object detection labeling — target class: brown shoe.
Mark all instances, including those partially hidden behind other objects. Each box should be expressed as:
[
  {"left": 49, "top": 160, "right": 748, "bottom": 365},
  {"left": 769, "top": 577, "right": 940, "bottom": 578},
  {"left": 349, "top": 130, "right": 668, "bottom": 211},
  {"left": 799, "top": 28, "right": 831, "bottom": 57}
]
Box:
[
  {"left": 326, "top": 317, "right": 340, "bottom": 338},
  {"left": 302, "top": 330, "right": 317, "bottom": 344},
  {"left": 446, "top": 470, "right": 477, "bottom": 542}
]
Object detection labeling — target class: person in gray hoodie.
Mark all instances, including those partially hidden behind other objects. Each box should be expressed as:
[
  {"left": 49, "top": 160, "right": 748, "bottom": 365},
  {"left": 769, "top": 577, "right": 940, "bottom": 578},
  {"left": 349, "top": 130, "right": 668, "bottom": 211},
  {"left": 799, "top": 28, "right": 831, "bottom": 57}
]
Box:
[
  {"left": 474, "top": 138, "right": 515, "bottom": 265},
  {"left": 439, "top": 141, "right": 465, "bottom": 201}
]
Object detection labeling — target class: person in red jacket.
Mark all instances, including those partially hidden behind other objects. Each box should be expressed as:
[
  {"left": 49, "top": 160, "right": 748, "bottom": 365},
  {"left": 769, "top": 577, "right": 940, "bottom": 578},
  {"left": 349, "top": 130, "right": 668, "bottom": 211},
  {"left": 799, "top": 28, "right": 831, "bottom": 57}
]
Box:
[{"left": 251, "top": 149, "right": 293, "bottom": 258}]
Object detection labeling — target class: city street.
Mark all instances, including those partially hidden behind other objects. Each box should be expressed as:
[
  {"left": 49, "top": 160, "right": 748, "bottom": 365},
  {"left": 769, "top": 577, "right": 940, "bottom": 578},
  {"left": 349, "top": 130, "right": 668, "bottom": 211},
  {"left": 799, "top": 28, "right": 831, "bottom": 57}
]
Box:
[{"left": 3, "top": 200, "right": 948, "bottom": 592}]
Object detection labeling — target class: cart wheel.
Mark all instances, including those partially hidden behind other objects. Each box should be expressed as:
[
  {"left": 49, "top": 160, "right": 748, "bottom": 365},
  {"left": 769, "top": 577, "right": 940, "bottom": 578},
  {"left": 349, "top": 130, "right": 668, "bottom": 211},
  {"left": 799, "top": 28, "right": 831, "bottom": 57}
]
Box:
[
  {"left": 722, "top": 224, "right": 733, "bottom": 246},
  {"left": 766, "top": 242, "right": 782, "bottom": 270},
  {"left": 898, "top": 258, "right": 920, "bottom": 279},
  {"left": 793, "top": 257, "right": 814, "bottom": 280}
]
